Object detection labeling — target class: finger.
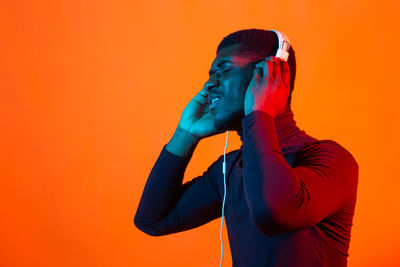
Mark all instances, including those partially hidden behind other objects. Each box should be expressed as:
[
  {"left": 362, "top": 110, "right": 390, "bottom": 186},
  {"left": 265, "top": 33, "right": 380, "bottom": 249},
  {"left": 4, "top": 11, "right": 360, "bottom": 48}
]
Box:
[
  {"left": 192, "top": 88, "right": 209, "bottom": 107},
  {"left": 274, "top": 58, "right": 282, "bottom": 80},
  {"left": 281, "top": 61, "right": 290, "bottom": 86},
  {"left": 198, "top": 87, "right": 209, "bottom": 98},
  {"left": 267, "top": 56, "right": 282, "bottom": 80},
  {"left": 273, "top": 58, "right": 289, "bottom": 81},
  {"left": 193, "top": 98, "right": 208, "bottom": 107},
  {"left": 263, "top": 58, "right": 274, "bottom": 81}
]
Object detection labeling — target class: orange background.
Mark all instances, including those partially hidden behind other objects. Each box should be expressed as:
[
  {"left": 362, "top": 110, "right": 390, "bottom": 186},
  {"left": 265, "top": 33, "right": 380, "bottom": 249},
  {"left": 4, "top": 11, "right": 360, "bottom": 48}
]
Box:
[{"left": 1, "top": 1, "right": 399, "bottom": 266}]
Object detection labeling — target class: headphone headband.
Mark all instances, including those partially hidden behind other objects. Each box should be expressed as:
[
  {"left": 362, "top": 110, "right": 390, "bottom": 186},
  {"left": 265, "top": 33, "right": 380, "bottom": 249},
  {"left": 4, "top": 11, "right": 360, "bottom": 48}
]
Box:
[{"left": 269, "top": 29, "right": 291, "bottom": 62}]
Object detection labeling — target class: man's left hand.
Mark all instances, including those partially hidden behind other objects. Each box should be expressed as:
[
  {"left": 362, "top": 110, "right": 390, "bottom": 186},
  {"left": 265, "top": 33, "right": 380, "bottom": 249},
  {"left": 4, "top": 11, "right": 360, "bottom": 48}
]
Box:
[{"left": 244, "top": 56, "right": 291, "bottom": 118}]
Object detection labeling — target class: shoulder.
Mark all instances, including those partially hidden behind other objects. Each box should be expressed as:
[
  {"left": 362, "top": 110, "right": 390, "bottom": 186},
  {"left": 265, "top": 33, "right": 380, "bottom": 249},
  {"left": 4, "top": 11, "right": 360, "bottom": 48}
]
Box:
[
  {"left": 295, "top": 139, "right": 359, "bottom": 176},
  {"left": 294, "top": 140, "right": 359, "bottom": 201},
  {"left": 300, "top": 139, "right": 357, "bottom": 161}
]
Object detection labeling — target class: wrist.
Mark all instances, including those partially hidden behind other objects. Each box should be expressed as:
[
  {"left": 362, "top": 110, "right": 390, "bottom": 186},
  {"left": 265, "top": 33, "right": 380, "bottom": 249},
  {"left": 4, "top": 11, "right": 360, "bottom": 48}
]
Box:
[
  {"left": 176, "top": 125, "right": 201, "bottom": 143},
  {"left": 166, "top": 126, "right": 200, "bottom": 158}
]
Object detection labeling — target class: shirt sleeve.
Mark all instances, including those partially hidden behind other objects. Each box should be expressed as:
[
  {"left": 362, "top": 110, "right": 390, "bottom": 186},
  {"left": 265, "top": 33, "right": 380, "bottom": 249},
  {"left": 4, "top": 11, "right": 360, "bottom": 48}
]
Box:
[
  {"left": 134, "top": 145, "right": 223, "bottom": 236},
  {"left": 241, "top": 110, "right": 359, "bottom": 236}
]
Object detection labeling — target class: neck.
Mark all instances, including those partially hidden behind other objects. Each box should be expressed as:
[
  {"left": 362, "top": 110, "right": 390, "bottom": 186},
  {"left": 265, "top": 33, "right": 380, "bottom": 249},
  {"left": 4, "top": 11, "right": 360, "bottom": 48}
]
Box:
[{"left": 237, "top": 105, "right": 304, "bottom": 152}]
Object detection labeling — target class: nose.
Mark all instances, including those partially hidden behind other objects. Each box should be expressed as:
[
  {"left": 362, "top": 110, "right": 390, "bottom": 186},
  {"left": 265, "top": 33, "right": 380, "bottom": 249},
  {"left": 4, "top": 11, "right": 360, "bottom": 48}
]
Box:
[{"left": 204, "top": 78, "right": 220, "bottom": 92}]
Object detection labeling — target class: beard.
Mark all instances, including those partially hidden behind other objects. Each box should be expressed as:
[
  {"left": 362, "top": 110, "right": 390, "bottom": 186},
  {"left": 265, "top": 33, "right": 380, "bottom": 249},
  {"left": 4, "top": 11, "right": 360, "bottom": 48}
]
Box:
[{"left": 213, "top": 105, "right": 244, "bottom": 132}]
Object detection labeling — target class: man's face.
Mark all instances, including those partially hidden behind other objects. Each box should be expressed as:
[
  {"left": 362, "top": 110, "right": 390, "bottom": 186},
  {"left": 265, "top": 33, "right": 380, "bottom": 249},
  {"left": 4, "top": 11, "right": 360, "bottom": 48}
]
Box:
[{"left": 207, "top": 44, "right": 262, "bottom": 131}]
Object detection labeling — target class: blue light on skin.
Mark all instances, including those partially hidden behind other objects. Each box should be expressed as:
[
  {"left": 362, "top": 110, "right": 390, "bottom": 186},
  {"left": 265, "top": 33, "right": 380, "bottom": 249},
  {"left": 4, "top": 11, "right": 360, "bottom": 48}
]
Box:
[{"left": 206, "top": 44, "right": 264, "bottom": 132}]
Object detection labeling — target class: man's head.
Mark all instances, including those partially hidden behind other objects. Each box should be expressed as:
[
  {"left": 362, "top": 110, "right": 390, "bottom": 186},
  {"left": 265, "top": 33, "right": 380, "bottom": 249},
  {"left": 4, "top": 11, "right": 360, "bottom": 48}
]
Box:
[{"left": 206, "top": 29, "right": 296, "bottom": 132}]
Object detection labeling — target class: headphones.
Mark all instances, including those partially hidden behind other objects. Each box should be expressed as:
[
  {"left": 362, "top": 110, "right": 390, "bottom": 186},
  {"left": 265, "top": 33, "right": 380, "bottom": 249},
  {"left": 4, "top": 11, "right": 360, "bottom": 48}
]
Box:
[
  {"left": 270, "top": 29, "right": 291, "bottom": 62},
  {"left": 219, "top": 29, "right": 291, "bottom": 267}
]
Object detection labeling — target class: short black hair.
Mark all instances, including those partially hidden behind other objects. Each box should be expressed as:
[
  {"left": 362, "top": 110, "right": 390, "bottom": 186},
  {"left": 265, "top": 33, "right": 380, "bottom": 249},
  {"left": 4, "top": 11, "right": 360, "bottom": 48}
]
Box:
[{"left": 217, "top": 29, "right": 296, "bottom": 107}]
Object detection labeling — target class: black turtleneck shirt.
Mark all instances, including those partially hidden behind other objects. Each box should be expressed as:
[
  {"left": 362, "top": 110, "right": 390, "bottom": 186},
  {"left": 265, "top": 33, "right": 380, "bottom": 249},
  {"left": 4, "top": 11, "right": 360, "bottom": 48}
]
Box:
[{"left": 134, "top": 109, "right": 359, "bottom": 267}]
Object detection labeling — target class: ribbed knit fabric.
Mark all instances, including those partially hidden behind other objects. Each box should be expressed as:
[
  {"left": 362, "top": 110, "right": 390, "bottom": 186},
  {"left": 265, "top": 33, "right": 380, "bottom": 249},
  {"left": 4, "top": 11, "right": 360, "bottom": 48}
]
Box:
[{"left": 134, "top": 108, "right": 359, "bottom": 267}]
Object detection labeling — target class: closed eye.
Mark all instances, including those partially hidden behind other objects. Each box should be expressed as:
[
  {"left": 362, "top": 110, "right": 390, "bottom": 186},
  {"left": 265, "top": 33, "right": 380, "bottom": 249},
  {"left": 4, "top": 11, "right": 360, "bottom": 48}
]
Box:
[
  {"left": 219, "top": 68, "right": 231, "bottom": 73},
  {"left": 209, "top": 67, "right": 231, "bottom": 76}
]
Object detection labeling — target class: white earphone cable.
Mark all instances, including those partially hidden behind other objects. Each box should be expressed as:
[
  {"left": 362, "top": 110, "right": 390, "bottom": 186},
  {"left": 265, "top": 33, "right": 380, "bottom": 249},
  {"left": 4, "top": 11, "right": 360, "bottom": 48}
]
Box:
[{"left": 220, "top": 130, "right": 229, "bottom": 267}]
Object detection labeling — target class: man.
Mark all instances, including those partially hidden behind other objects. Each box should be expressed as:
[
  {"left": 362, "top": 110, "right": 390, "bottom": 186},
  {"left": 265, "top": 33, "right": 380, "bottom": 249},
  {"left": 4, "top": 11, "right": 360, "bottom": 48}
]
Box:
[{"left": 134, "top": 29, "right": 359, "bottom": 267}]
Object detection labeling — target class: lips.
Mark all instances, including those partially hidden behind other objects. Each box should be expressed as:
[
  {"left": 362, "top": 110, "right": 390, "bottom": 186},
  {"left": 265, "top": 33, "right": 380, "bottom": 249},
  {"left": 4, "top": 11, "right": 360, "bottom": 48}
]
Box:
[
  {"left": 208, "top": 93, "right": 221, "bottom": 111},
  {"left": 209, "top": 97, "right": 220, "bottom": 110}
]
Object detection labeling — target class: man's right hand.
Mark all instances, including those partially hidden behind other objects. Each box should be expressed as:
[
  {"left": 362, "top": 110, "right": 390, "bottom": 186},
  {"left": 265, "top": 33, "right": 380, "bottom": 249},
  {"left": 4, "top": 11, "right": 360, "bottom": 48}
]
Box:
[
  {"left": 166, "top": 83, "right": 224, "bottom": 158},
  {"left": 177, "top": 84, "right": 224, "bottom": 140}
]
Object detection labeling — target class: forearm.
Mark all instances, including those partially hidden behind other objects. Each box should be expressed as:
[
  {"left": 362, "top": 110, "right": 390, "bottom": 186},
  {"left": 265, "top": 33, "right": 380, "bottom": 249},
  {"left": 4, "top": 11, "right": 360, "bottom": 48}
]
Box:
[
  {"left": 134, "top": 132, "right": 223, "bottom": 236},
  {"left": 241, "top": 111, "right": 301, "bottom": 233},
  {"left": 134, "top": 144, "right": 192, "bottom": 235}
]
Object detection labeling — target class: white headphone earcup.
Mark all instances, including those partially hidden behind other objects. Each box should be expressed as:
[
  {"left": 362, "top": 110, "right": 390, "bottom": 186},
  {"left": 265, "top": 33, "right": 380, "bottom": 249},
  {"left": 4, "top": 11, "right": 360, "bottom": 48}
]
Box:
[{"left": 269, "top": 29, "right": 291, "bottom": 62}]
